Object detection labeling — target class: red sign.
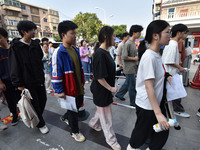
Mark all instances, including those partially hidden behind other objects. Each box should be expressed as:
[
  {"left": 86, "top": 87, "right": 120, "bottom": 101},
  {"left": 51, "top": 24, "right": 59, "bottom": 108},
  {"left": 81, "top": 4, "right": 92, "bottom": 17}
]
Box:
[{"left": 192, "top": 32, "right": 200, "bottom": 35}]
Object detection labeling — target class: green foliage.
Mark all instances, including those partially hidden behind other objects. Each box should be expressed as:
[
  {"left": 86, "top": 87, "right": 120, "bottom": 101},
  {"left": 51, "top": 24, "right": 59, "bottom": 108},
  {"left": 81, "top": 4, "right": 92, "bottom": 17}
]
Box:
[
  {"left": 54, "top": 35, "right": 62, "bottom": 42},
  {"left": 73, "top": 12, "right": 103, "bottom": 42},
  {"left": 111, "top": 25, "right": 127, "bottom": 39}
]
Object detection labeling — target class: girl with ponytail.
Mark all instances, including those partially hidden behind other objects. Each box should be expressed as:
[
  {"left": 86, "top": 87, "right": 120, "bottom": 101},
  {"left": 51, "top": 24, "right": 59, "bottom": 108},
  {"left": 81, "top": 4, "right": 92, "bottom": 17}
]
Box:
[
  {"left": 89, "top": 26, "right": 121, "bottom": 150},
  {"left": 127, "top": 20, "right": 172, "bottom": 150}
]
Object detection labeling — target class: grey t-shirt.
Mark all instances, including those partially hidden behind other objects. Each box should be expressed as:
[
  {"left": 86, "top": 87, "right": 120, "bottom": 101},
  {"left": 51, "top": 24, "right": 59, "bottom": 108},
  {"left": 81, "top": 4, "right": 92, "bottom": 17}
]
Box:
[
  {"left": 116, "top": 42, "right": 125, "bottom": 65},
  {"left": 122, "top": 40, "right": 138, "bottom": 74}
]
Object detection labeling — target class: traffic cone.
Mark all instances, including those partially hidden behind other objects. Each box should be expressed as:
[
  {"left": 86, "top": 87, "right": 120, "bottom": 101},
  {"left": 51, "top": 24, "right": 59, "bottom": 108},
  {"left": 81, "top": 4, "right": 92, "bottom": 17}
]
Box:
[
  {"left": 78, "top": 103, "right": 90, "bottom": 121},
  {"left": 190, "top": 64, "right": 200, "bottom": 89}
]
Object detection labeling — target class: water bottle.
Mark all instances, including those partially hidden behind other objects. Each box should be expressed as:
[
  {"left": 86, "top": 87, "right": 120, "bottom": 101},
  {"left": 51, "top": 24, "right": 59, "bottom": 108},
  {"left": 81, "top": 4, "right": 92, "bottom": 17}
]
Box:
[{"left": 153, "top": 118, "right": 178, "bottom": 132}]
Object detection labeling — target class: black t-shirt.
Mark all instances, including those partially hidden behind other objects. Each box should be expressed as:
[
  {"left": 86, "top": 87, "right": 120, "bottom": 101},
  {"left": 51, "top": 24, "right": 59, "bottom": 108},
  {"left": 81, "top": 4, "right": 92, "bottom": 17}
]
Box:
[{"left": 90, "top": 48, "right": 116, "bottom": 107}]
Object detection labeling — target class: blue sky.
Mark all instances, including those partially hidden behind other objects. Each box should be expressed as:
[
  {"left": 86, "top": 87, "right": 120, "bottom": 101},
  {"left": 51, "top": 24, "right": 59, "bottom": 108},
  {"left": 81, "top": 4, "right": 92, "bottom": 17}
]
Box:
[{"left": 22, "top": 0, "right": 153, "bottom": 34}]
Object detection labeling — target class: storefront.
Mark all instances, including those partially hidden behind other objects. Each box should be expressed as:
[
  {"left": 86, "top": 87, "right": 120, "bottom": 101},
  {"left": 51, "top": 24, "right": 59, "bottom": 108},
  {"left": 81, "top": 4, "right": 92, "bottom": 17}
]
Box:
[{"left": 192, "top": 32, "right": 200, "bottom": 54}]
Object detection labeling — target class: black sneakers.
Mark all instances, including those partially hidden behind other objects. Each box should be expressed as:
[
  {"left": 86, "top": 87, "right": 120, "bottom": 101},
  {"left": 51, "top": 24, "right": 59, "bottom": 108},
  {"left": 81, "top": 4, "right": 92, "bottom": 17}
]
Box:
[{"left": 11, "top": 116, "right": 19, "bottom": 126}]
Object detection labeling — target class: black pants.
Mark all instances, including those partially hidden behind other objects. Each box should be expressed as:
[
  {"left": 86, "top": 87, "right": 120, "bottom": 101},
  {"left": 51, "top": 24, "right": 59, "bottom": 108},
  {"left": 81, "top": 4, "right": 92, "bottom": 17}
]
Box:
[
  {"left": 129, "top": 100, "right": 169, "bottom": 150},
  {"left": 172, "top": 98, "right": 185, "bottom": 112},
  {"left": 63, "top": 95, "right": 84, "bottom": 134},
  {"left": 2, "top": 79, "right": 20, "bottom": 118},
  {"left": 27, "top": 84, "right": 47, "bottom": 128}
]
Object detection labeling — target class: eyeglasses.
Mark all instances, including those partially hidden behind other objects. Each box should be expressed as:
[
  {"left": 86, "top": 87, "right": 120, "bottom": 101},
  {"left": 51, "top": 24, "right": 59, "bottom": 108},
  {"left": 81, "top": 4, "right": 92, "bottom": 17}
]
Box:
[{"left": 184, "top": 31, "right": 188, "bottom": 34}]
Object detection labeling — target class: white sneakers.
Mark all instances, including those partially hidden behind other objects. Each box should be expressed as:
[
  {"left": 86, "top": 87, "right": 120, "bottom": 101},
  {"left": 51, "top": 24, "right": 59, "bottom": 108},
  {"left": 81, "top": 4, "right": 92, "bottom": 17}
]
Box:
[
  {"left": 197, "top": 111, "right": 200, "bottom": 117},
  {"left": 126, "top": 144, "right": 140, "bottom": 150},
  {"left": 88, "top": 123, "right": 102, "bottom": 132},
  {"left": 39, "top": 125, "right": 49, "bottom": 134},
  {"left": 71, "top": 132, "right": 85, "bottom": 142},
  {"left": 111, "top": 143, "right": 121, "bottom": 150},
  {"left": 174, "top": 111, "right": 190, "bottom": 118}
]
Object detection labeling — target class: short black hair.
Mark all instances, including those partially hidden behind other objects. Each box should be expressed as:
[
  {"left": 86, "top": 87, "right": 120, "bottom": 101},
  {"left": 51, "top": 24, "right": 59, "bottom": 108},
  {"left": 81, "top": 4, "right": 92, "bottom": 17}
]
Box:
[
  {"left": 122, "top": 32, "right": 129, "bottom": 38},
  {"left": 58, "top": 20, "right": 78, "bottom": 39},
  {"left": 129, "top": 25, "right": 143, "bottom": 36},
  {"left": 49, "top": 41, "right": 52, "bottom": 44},
  {"left": 171, "top": 24, "right": 188, "bottom": 38},
  {"left": 42, "top": 37, "right": 49, "bottom": 43},
  {"left": 17, "top": 21, "right": 37, "bottom": 37},
  {"left": 0, "top": 28, "right": 8, "bottom": 38},
  {"left": 35, "top": 38, "right": 40, "bottom": 44}
]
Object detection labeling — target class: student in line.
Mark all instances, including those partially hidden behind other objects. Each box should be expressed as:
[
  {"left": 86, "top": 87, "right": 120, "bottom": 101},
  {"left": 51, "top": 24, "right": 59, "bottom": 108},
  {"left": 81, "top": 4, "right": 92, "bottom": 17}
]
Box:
[
  {"left": 9, "top": 21, "right": 48, "bottom": 134},
  {"left": 0, "top": 28, "right": 20, "bottom": 126},
  {"left": 89, "top": 26, "right": 121, "bottom": 150},
  {"left": 51, "top": 20, "right": 85, "bottom": 142},
  {"left": 127, "top": 20, "right": 172, "bottom": 150}
]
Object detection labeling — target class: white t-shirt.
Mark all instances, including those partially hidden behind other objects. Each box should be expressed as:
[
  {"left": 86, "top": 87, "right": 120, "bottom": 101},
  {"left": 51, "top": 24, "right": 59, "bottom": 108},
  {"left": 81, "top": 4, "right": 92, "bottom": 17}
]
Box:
[
  {"left": 162, "top": 40, "right": 179, "bottom": 76},
  {"left": 136, "top": 49, "right": 165, "bottom": 110}
]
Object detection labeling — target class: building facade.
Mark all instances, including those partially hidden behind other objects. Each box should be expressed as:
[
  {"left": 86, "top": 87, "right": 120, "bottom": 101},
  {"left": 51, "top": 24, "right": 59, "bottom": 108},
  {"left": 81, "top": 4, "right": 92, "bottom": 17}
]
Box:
[
  {"left": 153, "top": 0, "right": 200, "bottom": 52},
  {"left": 0, "top": 0, "right": 59, "bottom": 41}
]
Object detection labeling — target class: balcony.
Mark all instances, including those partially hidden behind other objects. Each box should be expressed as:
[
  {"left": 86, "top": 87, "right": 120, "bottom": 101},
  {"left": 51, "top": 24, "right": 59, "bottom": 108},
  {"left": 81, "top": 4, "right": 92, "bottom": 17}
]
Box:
[
  {"left": 2, "top": 5, "right": 21, "bottom": 12},
  {"left": 162, "top": 0, "right": 200, "bottom": 7},
  {"left": 161, "top": 10, "right": 200, "bottom": 20}
]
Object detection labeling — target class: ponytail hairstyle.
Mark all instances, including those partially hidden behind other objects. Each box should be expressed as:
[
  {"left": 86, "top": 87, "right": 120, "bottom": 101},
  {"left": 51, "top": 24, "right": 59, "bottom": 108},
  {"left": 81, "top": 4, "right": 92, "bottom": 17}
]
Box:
[
  {"left": 94, "top": 26, "right": 114, "bottom": 54},
  {"left": 138, "top": 20, "right": 169, "bottom": 61}
]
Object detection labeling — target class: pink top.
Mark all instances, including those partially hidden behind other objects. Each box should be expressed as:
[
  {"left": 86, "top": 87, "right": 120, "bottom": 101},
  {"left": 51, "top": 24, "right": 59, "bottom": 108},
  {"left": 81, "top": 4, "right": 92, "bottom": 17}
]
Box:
[{"left": 79, "top": 46, "right": 89, "bottom": 62}]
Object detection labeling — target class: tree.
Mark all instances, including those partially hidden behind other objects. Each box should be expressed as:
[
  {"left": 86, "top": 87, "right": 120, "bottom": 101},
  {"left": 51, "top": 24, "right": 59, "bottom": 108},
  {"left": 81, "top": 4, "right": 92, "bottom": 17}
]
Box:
[
  {"left": 54, "top": 35, "right": 61, "bottom": 42},
  {"left": 111, "top": 25, "right": 127, "bottom": 39},
  {"left": 73, "top": 12, "right": 103, "bottom": 43}
]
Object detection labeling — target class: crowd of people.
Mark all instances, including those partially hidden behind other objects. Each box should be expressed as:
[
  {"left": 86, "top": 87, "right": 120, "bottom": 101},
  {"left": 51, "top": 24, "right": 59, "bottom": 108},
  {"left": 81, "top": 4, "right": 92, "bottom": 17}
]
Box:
[{"left": 0, "top": 19, "right": 199, "bottom": 150}]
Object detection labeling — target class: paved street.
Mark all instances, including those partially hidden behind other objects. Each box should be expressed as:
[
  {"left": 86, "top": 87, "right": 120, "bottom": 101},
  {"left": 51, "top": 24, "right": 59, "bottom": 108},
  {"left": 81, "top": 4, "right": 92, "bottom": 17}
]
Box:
[{"left": 0, "top": 55, "right": 200, "bottom": 150}]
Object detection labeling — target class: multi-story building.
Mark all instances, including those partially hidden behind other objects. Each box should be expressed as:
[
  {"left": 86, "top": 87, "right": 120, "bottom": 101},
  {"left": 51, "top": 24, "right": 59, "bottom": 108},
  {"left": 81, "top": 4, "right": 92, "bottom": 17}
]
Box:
[
  {"left": 0, "top": 0, "right": 59, "bottom": 41},
  {"left": 153, "top": 0, "right": 200, "bottom": 52}
]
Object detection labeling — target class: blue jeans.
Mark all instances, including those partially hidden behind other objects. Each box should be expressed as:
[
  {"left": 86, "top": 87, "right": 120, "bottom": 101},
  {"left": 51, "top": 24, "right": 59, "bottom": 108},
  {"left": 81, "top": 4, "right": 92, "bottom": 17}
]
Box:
[
  {"left": 115, "top": 74, "right": 136, "bottom": 106},
  {"left": 82, "top": 61, "right": 90, "bottom": 81}
]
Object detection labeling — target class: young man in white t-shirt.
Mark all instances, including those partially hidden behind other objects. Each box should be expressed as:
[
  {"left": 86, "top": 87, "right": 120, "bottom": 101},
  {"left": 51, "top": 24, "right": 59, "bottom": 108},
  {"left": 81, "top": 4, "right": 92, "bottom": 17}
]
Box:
[{"left": 162, "top": 24, "right": 190, "bottom": 118}]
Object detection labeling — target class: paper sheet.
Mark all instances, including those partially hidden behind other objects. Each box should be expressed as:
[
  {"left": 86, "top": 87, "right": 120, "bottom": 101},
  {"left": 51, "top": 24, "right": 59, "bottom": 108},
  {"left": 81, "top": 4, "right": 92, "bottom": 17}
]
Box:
[
  {"left": 58, "top": 96, "right": 77, "bottom": 112},
  {"left": 166, "top": 74, "right": 187, "bottom": 101}
]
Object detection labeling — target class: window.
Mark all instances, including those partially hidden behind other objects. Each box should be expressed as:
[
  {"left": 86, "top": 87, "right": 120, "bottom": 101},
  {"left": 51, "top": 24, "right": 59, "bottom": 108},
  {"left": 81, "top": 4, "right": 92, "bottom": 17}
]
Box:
[
  {"left": 21, "top": 4, "right": 26, "bottom": 10},
  {"left": 168, "top": 8, "right": 175, "bottom": 19},
  {"left": 43, "top": 18, "right": 47, "bottom": 22},
  {"left": 22, "top": 15, "right": 28, "bottom": 20},
  {"left": 5, "top": 19, "right": 19, "bottom": 26},
  {"left": 1, "top": 0, "right": 21, "bottom": 8},
  {"left": 32, "top": 16, "right": 40, "bottom": 23},
  {"left": 43, "top": 10, "right": 46, "bottom": 14},
  {"left": 8, "top": 30, "right": 20, "bottom": 36},
  {"left": 179, "top": 9, "right": 188, "bottom": 17},
  {"left": 30, "top": 7, "right": 39, "bottom": 15},
  {"left": 45, "top": 26, "right": 49, "bottom": 30},
  {"left": 194, "top": 39, "right": 199, "bottom": 47},
  {"left": 7, "top": 10, "right": 19, "bottom": 17},
  {"left": 52, "top": 18, "right": 56, "bottom": 23},
  {"left": 53, "top": 26, "right": 57, "bottom": 30},
  {"left": 50, "top": 10, "right": 57, "bottom": 16}
]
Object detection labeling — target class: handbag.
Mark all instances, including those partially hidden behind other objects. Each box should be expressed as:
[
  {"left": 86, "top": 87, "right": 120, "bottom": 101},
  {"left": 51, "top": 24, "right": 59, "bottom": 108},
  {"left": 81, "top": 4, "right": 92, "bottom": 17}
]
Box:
[{"left": 17, "top": 89, "right": 39, "bottom": 128}]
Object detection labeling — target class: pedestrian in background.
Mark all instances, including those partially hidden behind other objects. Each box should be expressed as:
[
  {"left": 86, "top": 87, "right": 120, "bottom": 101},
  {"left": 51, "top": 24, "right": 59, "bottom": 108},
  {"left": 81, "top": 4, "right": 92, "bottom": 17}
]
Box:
[
  {"left": 79, "top": 40, "right": 90, "bottom": 83},
  {"left": 89, "top": 26, "right": 121, "bottom": 150},
  {"left": 42, "top": 43, "right": 53, "bottom": 94},
  {"left": 162, "top": 24, "right": 190, "bottom": 118},
  {"left": 115, "top": 25, "right": 143, "bottom": 107}
]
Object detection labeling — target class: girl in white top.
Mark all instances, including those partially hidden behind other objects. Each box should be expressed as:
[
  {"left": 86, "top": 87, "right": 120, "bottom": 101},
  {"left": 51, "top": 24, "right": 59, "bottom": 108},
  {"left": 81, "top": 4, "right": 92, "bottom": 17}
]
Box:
[{"left": 127, "top": 20, "right": 172, "bottom": 150}]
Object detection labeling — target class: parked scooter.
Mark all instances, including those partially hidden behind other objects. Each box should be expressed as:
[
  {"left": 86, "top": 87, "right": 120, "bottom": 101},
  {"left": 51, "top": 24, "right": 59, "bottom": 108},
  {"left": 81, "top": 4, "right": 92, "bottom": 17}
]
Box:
[{"left": 193, "top": 53, "right": 200, "bottom": 64}]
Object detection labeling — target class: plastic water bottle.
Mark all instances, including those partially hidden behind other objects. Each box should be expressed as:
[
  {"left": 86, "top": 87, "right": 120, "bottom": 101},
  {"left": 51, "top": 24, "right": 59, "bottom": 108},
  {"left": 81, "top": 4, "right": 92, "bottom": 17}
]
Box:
[{"left": 153, "top": 118, "right": 178, "bottom": 132}]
